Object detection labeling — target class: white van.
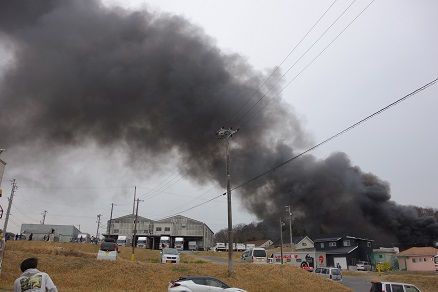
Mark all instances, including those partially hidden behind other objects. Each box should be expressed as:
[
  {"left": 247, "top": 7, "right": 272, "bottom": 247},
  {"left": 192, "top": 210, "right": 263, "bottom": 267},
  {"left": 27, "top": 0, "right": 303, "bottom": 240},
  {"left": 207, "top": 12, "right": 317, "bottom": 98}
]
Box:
[
  {"left": 117, "top": 235, "right": 127, "bottom": 246},
  {"left": 241, "top": 248, "right": 267, "bottom": 263}
]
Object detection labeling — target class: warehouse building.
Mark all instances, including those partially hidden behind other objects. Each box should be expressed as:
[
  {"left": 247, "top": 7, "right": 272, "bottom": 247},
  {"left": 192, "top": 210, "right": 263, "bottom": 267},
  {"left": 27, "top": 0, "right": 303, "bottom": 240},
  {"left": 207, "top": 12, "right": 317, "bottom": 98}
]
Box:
[
  {"left": 107, "top": 214, "right": 214, "bottom": 250},
  {"left": 20, "top": 224, "right": 80, "bottom": 242}
]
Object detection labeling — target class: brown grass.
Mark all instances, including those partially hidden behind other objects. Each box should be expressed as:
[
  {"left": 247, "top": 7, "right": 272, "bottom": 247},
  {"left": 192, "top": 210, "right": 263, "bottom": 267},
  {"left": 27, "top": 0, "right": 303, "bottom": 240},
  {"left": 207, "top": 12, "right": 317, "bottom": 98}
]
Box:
[{"left": 0, "top": 241, "right": 351, "bottom": 291}]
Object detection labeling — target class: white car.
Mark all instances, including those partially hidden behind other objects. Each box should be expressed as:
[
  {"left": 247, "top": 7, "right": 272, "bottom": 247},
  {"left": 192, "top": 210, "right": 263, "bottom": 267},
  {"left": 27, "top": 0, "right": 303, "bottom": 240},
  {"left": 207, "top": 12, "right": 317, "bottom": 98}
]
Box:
[
  {"left": 97, "top": 241, "right": 118, "bottom": 261},
  {"left": 161, "top": 248, "right": 180, "bottom": 264},
  {"left": 370, "top": 281, "right": 421, "bottom": 292},
  {"left": 314, "top": 267, "right": 342, "bottom": 281},
  {"left": 168, "top": 276, "right": 246, "bottom": 292},
  {"left": 356, "top": 261, "right": 372, "bottom": 271},
  {"left": 240, "top": 247, "right": 267, "bottom": 263}
]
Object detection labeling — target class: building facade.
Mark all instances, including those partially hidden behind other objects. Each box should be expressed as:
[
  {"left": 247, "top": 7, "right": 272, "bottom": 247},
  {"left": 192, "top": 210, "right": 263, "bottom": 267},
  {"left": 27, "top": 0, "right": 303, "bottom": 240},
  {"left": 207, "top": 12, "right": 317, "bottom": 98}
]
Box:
[
  {"left": 397, "top": 247, "right": 438, "bottom": 272},
  {"left": 314, "top": 235, "right": 373, "bottom": 269},
  {"left": 107, "top": 214, "right": 214, "bottom": 250},
  {"left": 20, "top": 224, "right": 80, "bottom": 242}
]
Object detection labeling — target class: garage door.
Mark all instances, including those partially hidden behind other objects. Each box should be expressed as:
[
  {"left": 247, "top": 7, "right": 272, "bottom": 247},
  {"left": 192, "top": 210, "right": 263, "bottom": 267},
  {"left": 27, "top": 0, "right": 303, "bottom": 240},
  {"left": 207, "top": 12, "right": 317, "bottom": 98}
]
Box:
[{"left": 333, "top": 257, "right": 347, "bottom": 270}]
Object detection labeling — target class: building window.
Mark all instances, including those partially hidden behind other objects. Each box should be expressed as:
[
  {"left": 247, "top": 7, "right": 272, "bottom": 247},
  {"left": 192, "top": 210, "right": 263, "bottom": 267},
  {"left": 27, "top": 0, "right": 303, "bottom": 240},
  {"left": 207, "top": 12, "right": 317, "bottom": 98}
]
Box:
[
  {"left": 164, "top": 227, "right": 170, "bottom": 231},
  {"left": 156, "top": 227, "right": 162, "bottom": 231},
  {"left": 113, "top": 229, "right": 119, "bottom": 233},
  {"left": 143, "top": 230, "right": 148, "bottom": 234},
  {"left": 343, "top": 240, "right": 351, "bottom": 247},
  {"left": 367, "top": 242, "right": 371, "bottom": 247},
  {"left": 302, "top": 242, "right": 307, "bottom": 246},
  {"left": 412, "top": 258, "right": 416, "bottom": 263},
  {"left": 379, "top": 254, "right": 383, "bottom": 258},
  {"left": 320, "top": 243, "right": 325, "bottom": 248},
  {"left": 329, "top": 242, "right": 336, "bottom": 247}
]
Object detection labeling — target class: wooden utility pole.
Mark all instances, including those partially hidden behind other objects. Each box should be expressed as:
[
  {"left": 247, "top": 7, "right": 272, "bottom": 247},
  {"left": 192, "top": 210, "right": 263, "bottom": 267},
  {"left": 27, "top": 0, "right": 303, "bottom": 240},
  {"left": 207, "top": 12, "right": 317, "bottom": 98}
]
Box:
[
  {"left": 41, "top": 210, "right": 47, "bottom": 224},
  {"left": 1, "top": 179, "right": 17, "bottom": 275},
  {"left": 280, "top": 219, "right": 284, "bottom": 264},
  {"left": 96, "top": 214, "right": 102, "bottom": 239},
  {"left": 3, "top": 179, "right": 17, "bottom": 234},
  {"left": 216, "top": 127, "right": 238, "bottom": 276},
  {"left": 108, "top": 203, "right": 114, "bottom": 235},
  {"left": 131, "top": 198, "right": 142, "bottom": 261}
]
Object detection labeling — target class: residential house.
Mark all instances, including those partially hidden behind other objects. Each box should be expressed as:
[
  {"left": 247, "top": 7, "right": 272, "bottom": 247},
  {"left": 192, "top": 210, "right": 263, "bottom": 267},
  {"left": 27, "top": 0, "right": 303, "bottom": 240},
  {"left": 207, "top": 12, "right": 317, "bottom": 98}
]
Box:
[
  {"left": 314, "top": 235, "right": 373, "bottom": 269},
  {"left": 372, "top": 247, "right": 399, "bottom": 270},
  {"left": 293, "top": 236, "right": 314, "bottom": 250},
  {"left": 397, "top": 247, "right": 438, "bottom": 272}
]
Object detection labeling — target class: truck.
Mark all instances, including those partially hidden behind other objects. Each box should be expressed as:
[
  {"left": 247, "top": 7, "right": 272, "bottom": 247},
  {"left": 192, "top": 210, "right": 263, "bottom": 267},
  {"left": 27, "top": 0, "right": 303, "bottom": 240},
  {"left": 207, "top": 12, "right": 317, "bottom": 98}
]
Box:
[
  {"left": 236, "top": 243, "right": 246, "bottom": 251},
  {"left": 116, "top": 235, "right": 127, "bottom": 246},
  {"left": 188, "top": 241, "right": 197, "bottom": 251},
  {"left": 174, "top": 237, "right": 184, "bottom": 251},
  {"left": 213, "top": 243, "right": 226, "bottom": 252},
  {"left": 271, "top": 251, "right": 327, "bottom": 271},
  {"left": 137, "top": 237, "right": 147, "bottom": 248},
  {"left": 159, "top": 236, "right": 170, "bottom": 249},
  {"left": 245, "top": 243, "right": 256, "bottom": 250}
]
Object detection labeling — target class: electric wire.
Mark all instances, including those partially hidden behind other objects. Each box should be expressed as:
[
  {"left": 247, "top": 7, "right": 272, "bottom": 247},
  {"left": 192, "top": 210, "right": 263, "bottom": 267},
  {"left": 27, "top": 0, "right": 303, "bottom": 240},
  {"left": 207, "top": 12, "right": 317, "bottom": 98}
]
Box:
[
  {"left": 236, "top": 0, "right": 373, "bottom": 126},
  {"left": 157, "top": 77, "right": 438, "bottom": 218},
  {"left": 223, "top": 0, "right": 339, "bottom": 125},
  {"left": 239, "top": 0, "right": 377, "bottom": 127}
]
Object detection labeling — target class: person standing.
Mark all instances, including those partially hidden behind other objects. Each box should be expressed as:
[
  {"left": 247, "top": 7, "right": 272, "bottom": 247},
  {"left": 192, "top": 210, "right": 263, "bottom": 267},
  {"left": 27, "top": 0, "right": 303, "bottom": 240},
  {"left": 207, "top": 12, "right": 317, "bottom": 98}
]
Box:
[
  {"left": 28, "top": 233, "right": 33, "bottom": 241},
  {"left": 13, "top": 258, "right": 58, "bottom": 292}
]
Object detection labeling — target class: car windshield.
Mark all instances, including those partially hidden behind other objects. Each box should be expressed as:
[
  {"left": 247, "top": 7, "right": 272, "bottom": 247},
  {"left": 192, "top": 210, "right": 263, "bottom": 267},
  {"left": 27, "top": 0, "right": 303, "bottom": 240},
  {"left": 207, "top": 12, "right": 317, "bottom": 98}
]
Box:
[
  {"left": 331, "top": 268, "right": 341, "bottom": 275},
  {"left": 100, "top": 242, "right": 116, "bottom": 251},
  {"left": 253, "top": 249, "right": 266, "bottom": 257},
  {"left": 163, "top": 248, "right": 179, "bottom": 255}
]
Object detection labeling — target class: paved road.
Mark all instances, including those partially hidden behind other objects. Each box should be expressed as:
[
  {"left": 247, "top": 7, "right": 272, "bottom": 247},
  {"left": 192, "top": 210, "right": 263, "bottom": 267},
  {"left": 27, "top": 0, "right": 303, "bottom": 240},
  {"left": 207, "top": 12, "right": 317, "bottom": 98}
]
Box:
[{"left": 342, "top": 275, "right": 371, "bottom": 292}]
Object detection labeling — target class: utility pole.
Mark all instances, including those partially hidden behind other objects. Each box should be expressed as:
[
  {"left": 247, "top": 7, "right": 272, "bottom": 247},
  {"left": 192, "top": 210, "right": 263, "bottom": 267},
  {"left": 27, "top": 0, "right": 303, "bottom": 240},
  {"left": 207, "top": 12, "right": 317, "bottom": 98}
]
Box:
[
  {"left": 131, "top": 186, "right": 136, "bottom": 246},
  {"left": 96, "top": 214, "right": 102, "bottom": 239},
  {"left": 108, "top": 203, "right": 115, "bottom": 235},
  {"left": 280, "top": 218, "right": 284, "bottom": 264},
  {"left": 216, "top": 127, "right": 239, "bottom": 276},
  {"left": 131, "top": 198, "right": 143, "bottom": 261},
  {"left": 41, "top": 210, "right": 47, "bottom": 224},
  {"left": 3, "top": 179, "right": 18, "bottom": 234},
  {"left": 285, "top": 205, "right": 293, "bottom": 247}
]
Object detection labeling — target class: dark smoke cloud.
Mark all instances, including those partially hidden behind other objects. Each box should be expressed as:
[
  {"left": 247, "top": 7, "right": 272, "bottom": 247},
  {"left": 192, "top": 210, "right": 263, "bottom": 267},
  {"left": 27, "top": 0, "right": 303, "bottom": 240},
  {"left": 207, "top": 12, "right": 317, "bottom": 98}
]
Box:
[{"left": 0, "top": 0, "right": 436, "bottom": 246}]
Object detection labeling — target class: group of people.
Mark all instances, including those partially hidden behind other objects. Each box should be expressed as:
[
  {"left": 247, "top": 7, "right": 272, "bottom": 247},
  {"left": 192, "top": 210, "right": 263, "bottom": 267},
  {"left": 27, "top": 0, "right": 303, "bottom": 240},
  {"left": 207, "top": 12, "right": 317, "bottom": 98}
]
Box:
[{"left": 13, "top": 258, "right": 58, "bottom": 292}]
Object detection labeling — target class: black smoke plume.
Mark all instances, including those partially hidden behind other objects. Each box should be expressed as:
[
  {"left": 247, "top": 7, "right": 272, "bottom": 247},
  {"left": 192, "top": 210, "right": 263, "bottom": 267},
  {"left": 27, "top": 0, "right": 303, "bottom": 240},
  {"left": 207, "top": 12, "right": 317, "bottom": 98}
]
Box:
[{"left": 0, "top": 0, "right": 436, "bottom": 246}]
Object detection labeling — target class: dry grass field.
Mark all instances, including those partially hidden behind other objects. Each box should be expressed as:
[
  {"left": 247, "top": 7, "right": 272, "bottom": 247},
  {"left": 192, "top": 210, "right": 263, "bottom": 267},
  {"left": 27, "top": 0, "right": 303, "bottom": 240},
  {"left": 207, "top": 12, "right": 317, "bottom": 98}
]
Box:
[{"left": 0, "top": 241, "right": 351, "bottom": 291}]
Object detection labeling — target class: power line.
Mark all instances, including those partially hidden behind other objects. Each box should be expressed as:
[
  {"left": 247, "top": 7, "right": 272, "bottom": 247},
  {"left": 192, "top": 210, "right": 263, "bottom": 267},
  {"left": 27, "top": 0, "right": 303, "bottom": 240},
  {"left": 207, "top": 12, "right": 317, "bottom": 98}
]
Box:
[
  {"left": 156, "top": 77, "right": 438, "bottom": 219},
  {"left": 233, "top": 0, "right": 359, "bottom": 125},
  {"left": 240, "top": 0, "right": 377, "bottom": 128},
  {"left": 224, "top": 0, "right": 339, "bottom": 125},
  {"left": 233, "top": 77, "right": 438, "bottom": 191}
]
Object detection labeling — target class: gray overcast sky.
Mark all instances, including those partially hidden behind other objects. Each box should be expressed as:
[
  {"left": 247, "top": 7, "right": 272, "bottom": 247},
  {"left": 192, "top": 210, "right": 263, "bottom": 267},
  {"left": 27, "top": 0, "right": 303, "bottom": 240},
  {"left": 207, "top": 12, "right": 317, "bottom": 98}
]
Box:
[{"left": 1, "top": 0, "right": 437, "bottom": 235}]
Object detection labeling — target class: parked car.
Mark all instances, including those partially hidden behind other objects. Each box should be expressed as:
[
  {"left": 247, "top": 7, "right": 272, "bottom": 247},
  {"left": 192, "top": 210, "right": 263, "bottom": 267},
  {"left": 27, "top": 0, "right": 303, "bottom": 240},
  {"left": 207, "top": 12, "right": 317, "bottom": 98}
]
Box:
[
  {"left": 240, "top": 247, "right": 267, "bottom": 263},
  {"left": 168, "top": 276, "right": 246, "bottom": 292},
  {"left": 370, "top": 281, "right": 421, "bottom": 292},
  {"left": 356, "top": 261, "right": 372, "bottom": 271},
  {"left": 314, "top": 267, "right": 342, "bottom": 281},
  {"left": 161, "top": 248, "right": 180, "bottom": 264},
  {"left": 97, "top": 241, "right": 118, "bottom": 261}
]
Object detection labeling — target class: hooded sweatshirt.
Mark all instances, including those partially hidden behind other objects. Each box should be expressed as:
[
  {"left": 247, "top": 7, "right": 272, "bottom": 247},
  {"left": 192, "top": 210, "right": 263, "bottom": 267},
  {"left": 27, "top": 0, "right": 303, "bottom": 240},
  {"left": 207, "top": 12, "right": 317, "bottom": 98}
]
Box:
[{"left": 13, "top": 268, "right": 57, "bottom": 292}]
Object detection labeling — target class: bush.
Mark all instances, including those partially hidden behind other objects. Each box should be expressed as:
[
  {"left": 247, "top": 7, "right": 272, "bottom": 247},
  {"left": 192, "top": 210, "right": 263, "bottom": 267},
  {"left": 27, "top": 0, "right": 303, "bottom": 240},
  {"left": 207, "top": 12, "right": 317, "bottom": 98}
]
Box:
[{"left": 376, "top": 262, "right": 391, "bottom": 272}]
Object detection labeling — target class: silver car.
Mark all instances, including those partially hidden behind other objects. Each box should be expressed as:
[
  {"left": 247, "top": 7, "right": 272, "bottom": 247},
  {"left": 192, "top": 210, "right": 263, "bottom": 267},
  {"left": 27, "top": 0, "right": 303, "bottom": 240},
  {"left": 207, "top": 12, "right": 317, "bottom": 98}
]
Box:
[
  {"left": 370, "top": 281, "right": 421, "bottom": 292},
  {"left": 314, "top": 267, "right": 342, "bottom": 281},
  {"left": 356, "top": 261, "right": 372, "bottom": 271},
  {"left": 161, "top": 248, "right": 180, "bottom": 264},
  {"left": 168, "top": 276, "right": 246, "bottom": 292}
]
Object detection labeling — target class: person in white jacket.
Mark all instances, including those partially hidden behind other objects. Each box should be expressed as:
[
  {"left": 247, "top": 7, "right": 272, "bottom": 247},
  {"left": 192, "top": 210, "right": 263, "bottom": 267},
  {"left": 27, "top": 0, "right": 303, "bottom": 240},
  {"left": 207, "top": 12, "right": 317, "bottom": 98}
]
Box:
[{"left": 13, "top": 258, "right": 58, "bottom": 292}]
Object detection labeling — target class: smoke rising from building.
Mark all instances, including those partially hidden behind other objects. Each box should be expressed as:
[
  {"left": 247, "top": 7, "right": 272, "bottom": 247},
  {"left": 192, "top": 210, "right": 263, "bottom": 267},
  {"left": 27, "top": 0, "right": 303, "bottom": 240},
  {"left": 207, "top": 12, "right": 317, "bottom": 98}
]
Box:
[{"left": 0, "top": 0, "right": 436, "bottom": 246}]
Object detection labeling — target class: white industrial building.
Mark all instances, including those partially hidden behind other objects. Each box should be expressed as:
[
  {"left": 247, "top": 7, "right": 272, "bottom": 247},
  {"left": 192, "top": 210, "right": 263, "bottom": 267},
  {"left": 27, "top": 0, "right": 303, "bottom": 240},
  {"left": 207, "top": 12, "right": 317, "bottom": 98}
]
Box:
[
  {"left": 107, "top": 214, "right": 214, "bottom": 250},
  {"left": 20, "top": 224, "right": 80, "bottom": 242}
]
